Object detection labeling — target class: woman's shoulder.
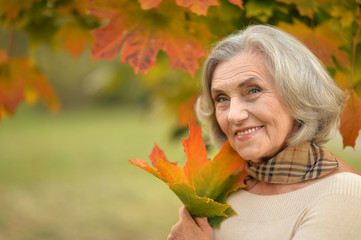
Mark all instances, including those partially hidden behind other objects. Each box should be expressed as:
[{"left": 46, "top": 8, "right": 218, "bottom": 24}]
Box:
[
  {"left": 319, "top": 156, "right": 361, "bottom": 197},
  {"left": 336, "top": 156, "right": 360, "bottom": 175},
  {"left": 316, "top": 171, "right": 361, "bottom": 197}
]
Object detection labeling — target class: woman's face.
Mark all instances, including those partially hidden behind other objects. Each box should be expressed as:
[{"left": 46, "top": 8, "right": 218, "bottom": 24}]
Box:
[{"left": 211, "top": 51, "right": 296, "bottom": 163}]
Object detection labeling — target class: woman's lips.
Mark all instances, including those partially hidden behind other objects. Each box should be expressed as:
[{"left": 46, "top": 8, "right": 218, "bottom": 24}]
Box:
[{"left": 235, "top": 126, "right": 263, "bottom": 140}]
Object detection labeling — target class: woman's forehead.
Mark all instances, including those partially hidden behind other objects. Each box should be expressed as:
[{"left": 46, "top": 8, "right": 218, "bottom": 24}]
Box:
[{"left": 211, "top": 51, "right": 273, "bottom": 88}]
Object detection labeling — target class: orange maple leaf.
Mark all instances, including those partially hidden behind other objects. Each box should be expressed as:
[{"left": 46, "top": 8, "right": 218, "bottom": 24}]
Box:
[
  {"left": 0, "top": 50, "right": 59, "bottom": 120},
  {"left": 89, "top": 3, "right": 206, "bottom": 75},
  {"left": 129, "top": 120, "right": 247, "bottom": 227},
  {"left": 340, "top": 89, "right": 361, "bottom": 148}
]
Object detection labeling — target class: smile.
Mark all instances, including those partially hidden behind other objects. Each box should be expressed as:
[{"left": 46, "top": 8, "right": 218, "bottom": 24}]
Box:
[{"left": 236, "top": 126, "right": 263, "bottom": 136}]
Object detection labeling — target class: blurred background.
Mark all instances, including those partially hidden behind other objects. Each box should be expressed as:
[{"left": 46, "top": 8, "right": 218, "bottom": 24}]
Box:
[{"left": 1, "top": 1, "right": 361, "bottom": 239}]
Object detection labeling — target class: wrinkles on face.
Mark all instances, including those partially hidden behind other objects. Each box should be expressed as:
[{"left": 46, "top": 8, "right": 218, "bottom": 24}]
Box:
[{"left": 211, "top": 50, "right": 295, "bottom": 163}]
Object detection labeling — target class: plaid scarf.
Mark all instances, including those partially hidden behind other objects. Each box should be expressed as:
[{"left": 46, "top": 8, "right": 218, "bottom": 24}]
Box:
[{"left": 245, "top": 142, "right": 339, "bottom": 184}]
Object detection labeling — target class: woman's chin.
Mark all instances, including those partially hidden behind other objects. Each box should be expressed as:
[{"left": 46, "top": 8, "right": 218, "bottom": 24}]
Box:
[{"left": 236, "top": 150, "right": 263, "bottom": 163}]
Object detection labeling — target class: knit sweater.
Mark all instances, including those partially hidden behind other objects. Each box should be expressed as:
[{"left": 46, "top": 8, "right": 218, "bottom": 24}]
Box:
[{"left": 214, "top": 172, "right": 361, "bottom": 240}]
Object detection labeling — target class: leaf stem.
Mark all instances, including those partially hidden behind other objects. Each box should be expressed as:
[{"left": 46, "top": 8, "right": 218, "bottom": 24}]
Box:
[{"left": 351, "top": 23, "right": 361, "bottom": 88}]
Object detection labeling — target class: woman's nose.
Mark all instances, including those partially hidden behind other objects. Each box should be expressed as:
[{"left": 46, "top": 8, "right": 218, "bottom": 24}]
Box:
[{"left": 228, "top": 99, "right": 249, "bottom": 124}]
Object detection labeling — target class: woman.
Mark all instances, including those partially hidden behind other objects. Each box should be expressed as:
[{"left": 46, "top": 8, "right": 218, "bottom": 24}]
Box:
[{"left": 167, "top": 25, "right": 361, "bottom": 240}]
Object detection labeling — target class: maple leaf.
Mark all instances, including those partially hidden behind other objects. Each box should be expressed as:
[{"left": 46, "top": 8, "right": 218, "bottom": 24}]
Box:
[
  {"left": 340, "top": 89, "right": 361, "bottom": 148},
  {"left": 278, "top": 20, "right": 349, "bottom": 68},
  {"left": 0, "top": 50, "right": 59, "bottom": 120},
  {"left": 89, "top": 4, "right": 206, "bottom": 76},
  {"left": 129, "top": 120, "right": 247, "bottom": 227}
]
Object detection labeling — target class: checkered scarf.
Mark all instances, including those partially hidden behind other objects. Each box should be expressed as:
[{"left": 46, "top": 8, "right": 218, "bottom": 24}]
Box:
[{"left": 245, "top": 142, "right": 339, "bottom": 184}]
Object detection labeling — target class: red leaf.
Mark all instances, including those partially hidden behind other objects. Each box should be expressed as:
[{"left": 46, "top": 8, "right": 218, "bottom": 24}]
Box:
[
  {"left": 89, "top": 5, "right": 205, "bottom": 75},
  {"left": 340, "top": 89, "right": 361, "bottom": 148},
  {"left": 120, "top": 26, "right": 162, "bottom": 74},
  {"left": 90, "top": 8, "right": 129, "bottom": 61},
  {"left": 161, "top": 32, "right": 205, "bottom": 76}
]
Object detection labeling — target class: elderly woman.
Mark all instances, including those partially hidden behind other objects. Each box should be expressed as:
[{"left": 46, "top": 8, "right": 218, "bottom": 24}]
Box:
[{"left": 167, "top": 25, "right": 361, "bottom": 240}]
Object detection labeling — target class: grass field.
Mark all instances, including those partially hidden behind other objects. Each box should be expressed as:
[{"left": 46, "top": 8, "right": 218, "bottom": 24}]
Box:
[{"left": 0, "top": 105, "right": 360, "bottom": 240}]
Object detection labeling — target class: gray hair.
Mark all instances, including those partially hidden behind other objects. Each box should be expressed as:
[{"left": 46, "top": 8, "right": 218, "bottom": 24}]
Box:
[{"left": 196, "top": 24, "right": 346, "bottom": 147}]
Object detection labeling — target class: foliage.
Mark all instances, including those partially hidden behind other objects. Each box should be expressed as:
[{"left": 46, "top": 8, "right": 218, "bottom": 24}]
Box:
[
  {"left": 0, "top": 0, "right": 361, "bottom": 147},
  {"left": 129, "top": 120, "right": 247, "bottom": 227},
  {"left": 0, "top": 50, "right": 59, "bottom": 119}
]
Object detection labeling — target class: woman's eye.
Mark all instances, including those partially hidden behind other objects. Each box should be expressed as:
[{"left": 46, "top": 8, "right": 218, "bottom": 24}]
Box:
[
  {"left": 248, "top": 87, "right": 261, "bottom": 94},
  {"left": 215, "top": 96, "right": 228, "bottom": 103}
]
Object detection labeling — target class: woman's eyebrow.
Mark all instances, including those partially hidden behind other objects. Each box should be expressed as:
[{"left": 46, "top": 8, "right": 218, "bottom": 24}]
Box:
[
  {"left": 211, "top": 88, "right": 223, "bottom": 94},
  {"left": 237, "top": 77, "right": 260, "bottom": 88},
  {"left": 211, "top": 77, "right": 261, "bottom": 93}
]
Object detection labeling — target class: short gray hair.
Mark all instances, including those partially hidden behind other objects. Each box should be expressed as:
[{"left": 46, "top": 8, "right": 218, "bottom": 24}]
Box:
[{"left": 196, "top": 24, "right": 346, "bottom": 147}]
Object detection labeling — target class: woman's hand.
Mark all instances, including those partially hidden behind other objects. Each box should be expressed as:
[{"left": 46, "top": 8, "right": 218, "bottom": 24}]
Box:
[{"left": 167, "top": 206, "right": 214, "bottom": 240}]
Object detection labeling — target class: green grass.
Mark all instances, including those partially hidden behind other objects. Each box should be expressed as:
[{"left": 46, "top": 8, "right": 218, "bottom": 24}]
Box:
[
  {"left": 0, "top": 105, "right": 185, "bottom": 240},
  {"left": 0, "top": 105, "right": 360, "bottom": 240}
]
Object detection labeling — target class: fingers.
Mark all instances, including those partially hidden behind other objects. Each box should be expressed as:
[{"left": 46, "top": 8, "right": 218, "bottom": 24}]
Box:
[
  {"left": 179, "top": 206, "right": 212, "bottom": 231},
  {"left": 167, "top": 234, "right": 176, "bottom": 240},
  {"left": 168, "top": 206, "right": 214, "bottom": 240},
  {"left": 179, "top": 205, "right": 193, "bottom": 222},
  {"left": 194, "top": 217, "right": 212, "bottom": 232}
]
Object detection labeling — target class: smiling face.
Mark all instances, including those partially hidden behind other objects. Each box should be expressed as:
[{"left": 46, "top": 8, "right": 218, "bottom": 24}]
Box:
[{"left": 211, "top": 50, "right": 296, "bottom": 163}]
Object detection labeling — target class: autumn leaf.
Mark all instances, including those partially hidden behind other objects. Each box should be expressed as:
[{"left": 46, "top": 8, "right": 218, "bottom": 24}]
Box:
[
  {"left": 89, "top": 3, "right": 206, "bottom": 75},
  {"left": 175, "top": 0, "right": 219, "bottom": 15},
  {"left": 55, "top": 21, "right": 93, "bottom": 58},
  {"left": 138, "top": 0, "right": 243, "bottom": 15},
  {"left": 0, "top": 50, "right": 59, "bottom": 120},
  {"left": 278, "top": 19, "right": 349, "bottom": 68},
  {"left": 129, "top": 120, "right": 247, "bottom": 227},
  {"left": 340, "top": 89, "right": 361, "bottom": 148}
]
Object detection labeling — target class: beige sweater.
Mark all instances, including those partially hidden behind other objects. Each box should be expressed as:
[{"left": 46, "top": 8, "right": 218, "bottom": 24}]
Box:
[{"left": 214, "top": 173, "right": 361, "bottom": 240}]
